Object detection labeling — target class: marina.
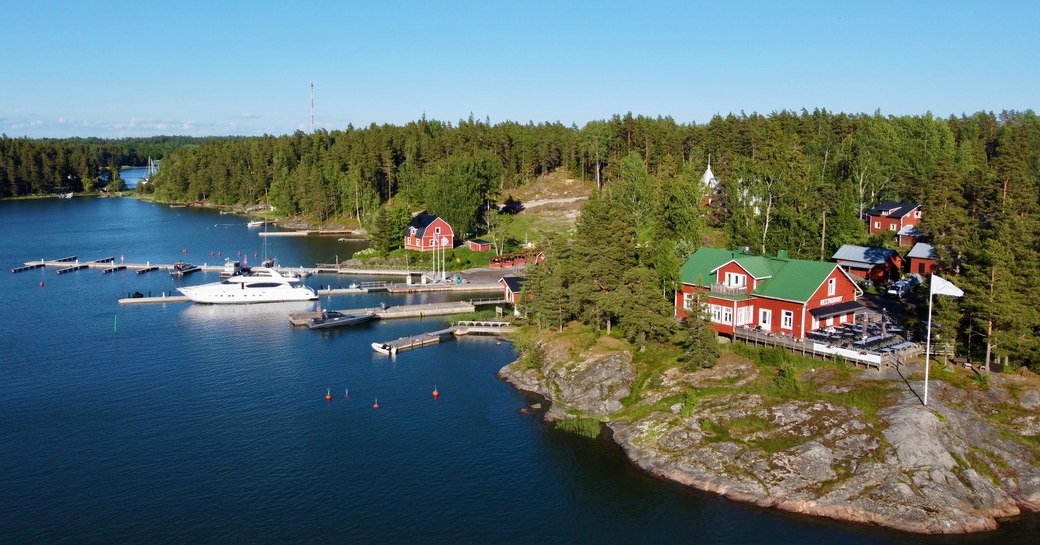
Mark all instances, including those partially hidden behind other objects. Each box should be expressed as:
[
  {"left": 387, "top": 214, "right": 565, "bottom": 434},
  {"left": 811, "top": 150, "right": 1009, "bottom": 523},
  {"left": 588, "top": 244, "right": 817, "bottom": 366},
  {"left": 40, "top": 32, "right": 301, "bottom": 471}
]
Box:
[{"left": 288, "top": 301, "right": 476, "bottom": 326}]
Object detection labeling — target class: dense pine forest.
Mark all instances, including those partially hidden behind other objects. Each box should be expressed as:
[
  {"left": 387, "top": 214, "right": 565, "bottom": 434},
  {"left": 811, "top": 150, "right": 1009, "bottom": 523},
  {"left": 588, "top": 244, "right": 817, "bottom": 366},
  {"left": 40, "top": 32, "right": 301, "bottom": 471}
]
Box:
[
  {"left": 0, "top": 135, "right": 237, "bottom": 195},
  {"left": 2, "top": 110, "right": 1038, "bottom": 368}
]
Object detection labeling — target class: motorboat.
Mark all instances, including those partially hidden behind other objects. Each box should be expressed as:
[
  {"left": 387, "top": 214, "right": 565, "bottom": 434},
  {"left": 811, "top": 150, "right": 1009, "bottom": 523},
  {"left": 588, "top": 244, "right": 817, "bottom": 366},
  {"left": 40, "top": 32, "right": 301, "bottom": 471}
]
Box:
[
  {"left": 219, "top": 258, "right": 242, "bottom": 278},
  {"left": 307, "top": 310, "right": 376, "bottom": 330},
  {"left": 247, "top": 220, "right": 265, "bottom": 227},
  {"left": 170, "top": 261, "right": 201, "bottom": 276},
  {"left": 177, "top": 267, "right": 318, "bottom": 304},
  {"left": 371, "top": 342, "right": 397, "bottom": 356}
]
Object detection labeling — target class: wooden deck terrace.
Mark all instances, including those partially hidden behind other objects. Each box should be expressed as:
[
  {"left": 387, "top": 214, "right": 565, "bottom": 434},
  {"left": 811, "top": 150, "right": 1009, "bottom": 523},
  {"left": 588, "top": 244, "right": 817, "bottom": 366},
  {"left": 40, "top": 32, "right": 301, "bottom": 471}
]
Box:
[{"left": 732, "top": 327, "right": 921, "bottom": 368}]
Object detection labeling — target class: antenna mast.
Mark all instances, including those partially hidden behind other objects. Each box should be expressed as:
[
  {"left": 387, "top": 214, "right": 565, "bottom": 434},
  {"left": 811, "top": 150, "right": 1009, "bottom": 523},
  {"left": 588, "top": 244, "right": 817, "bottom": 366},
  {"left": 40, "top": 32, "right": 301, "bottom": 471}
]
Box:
[{"left": 310, "top": 80, "right": 315, "bottom": 132}]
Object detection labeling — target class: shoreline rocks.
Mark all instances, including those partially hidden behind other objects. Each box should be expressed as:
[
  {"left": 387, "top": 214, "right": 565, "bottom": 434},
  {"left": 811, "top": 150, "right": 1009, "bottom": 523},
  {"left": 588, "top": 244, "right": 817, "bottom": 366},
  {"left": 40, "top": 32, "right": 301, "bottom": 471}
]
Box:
[{"left": 499, "top": 342, "right": 1040, "bottom": 535}]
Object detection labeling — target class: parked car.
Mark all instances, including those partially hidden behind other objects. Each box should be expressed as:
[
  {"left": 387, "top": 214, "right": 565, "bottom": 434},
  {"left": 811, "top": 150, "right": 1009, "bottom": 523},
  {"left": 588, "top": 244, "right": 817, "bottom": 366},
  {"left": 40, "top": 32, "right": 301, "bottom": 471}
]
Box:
[{"left": 887, "top": 280, "right": 910, "bottom": 298}]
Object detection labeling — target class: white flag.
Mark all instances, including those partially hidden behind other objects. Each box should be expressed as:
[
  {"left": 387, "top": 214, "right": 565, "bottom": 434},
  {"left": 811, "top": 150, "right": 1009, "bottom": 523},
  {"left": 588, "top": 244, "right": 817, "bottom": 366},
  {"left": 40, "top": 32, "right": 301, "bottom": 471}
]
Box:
[{"left": 931, "top": 274, "right": 964, "bottom": 297}]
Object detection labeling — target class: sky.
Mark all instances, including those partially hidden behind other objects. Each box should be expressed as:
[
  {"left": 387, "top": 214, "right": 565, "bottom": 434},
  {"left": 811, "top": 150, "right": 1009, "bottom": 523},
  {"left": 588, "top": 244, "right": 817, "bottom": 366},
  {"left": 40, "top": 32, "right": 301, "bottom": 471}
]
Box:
[{"left": 1, "top": 0, "right": 1037, "bottom": 138}]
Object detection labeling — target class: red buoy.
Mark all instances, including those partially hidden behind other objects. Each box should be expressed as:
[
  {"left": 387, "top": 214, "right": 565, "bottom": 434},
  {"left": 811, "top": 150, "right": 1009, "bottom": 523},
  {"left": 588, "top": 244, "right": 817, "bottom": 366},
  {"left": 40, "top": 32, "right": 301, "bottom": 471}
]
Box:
[
  {"left": 324, "top": 388, "right": 332, "bottom": 401},
  {"left": 373, "top": 399, "right": 380, "bottom": 409},
  {"left": 39, "top": 281, "right": 44, "bottom": 287},
  {"left": 237, "top": 251, "right": 241, "bottom": 257},
  {"left": 217, "top": 251, "right": 221, "bottom": 256},
  {"left": 210, "top": 251, "right": 214, "bottom": 256},
  {"left": 182, "top": 248, "right": 187, "bottom": 254},
  {"left": 432, "top": 386, "right": 439, "bottom": 398}
]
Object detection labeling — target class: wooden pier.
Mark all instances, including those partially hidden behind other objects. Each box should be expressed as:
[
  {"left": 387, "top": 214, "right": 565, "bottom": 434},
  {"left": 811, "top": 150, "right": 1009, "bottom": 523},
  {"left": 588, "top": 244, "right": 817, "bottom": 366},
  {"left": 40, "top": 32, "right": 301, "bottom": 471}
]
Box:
[{"left": 372, "top": 321, "right": 517, "bottom": 354}]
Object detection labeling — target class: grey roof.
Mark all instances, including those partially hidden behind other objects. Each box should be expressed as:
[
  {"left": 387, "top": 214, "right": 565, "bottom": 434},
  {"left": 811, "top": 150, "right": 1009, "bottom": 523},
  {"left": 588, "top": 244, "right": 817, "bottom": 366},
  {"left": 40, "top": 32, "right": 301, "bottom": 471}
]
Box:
[
  {"left": 406, "top": 212, "right": 447, "bottom": 238},
  {"left": 832, "top": 244, "right": 895, "bottom": 265},
  {"left": 867, "top": 201, "right": 920, "bottom": 218},
  {"left": 907, "top": 242, "right": 936, "bottom": 260},
  {"left": 500, "top": 275, "right": 524, "bottom": 293},
  {"left": 897, "top": 225, "right": 922, "bottom": 237}
]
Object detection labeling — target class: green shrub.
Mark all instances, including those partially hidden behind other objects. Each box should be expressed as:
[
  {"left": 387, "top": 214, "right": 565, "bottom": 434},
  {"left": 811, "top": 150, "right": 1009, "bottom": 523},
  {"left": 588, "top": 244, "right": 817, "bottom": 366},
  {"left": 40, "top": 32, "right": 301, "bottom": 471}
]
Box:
[{"left": 555, "top": 417, "right": 602, "bottom": 439}]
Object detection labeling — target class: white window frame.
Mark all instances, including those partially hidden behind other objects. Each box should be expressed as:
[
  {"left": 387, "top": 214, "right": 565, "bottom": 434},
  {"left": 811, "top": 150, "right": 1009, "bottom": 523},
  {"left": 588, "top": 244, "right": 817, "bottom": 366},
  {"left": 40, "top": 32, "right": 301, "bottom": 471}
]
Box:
[
  {"left": 683, "top": 292, "right": 693, "bottom": 310},
  {"left": 827, "top": 278, "right": 836, "bottom": 297},
  {"left": 781, "top": 310, "right": 794, "bottom": 330},
  {"left": 889, "top": 224, "right": 897, "bottom": 231},
  {"left": 873, "top": 221, "right": 880, "bottom": 229},
  {"left": 736, "top": 306, "right": 753, "bottom": 326},
  {"left": 724, "top": 272, "right": 747, "bottom": 288},
  {"left": 722, "top": 306, "right": 732, "bottom": 325},
  {"left": 435, "top": 226, "right": 441, "bottom": 234},
  {"left": 839, "top": 314, "right": 848, "bottom": 324}
]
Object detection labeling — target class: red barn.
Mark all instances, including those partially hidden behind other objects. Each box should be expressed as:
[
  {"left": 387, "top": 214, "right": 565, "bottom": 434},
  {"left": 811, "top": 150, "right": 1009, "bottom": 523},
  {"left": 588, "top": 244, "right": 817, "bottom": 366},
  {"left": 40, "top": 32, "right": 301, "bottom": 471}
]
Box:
[
  {"left": 907, "top": 242, "right": 936, "bottom": 276},
  {"left": 867, "top": 202, "right": 922, "bottom": 247},
  {"left": 675, "top": 248, "right": 864, "bottom": 339},
  {"left": 404, "top": 213, "right": 454, "bottom": 252}
]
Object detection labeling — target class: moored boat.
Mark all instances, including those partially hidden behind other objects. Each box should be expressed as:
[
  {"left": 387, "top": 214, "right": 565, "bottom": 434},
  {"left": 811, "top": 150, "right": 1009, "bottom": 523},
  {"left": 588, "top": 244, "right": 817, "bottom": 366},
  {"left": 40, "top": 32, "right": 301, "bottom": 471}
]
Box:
[
  {"left": 177, "top": 267, "right": 317, "bottom": 304},
  {"left": 219, "top": 258, "right": 242, "bottom": 278},
  {"left": 170, "top": 261, "right": 201, "bottom": 276},
  {"left": 307, "top": 310, "right": 376, "bottom": 330},
  {"left": 371, "top": 342, "right": 397, "bottom": 356}
]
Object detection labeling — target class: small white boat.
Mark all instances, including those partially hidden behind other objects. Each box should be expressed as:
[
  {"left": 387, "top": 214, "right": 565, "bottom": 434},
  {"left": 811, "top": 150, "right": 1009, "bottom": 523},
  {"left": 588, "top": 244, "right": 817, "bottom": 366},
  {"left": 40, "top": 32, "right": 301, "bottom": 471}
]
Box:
[
  {"left": 247, "top": 220, "right": 265, "bottom": 227},
  {"left": 371, "top": 342, "right": 397, "bottom": 356}
]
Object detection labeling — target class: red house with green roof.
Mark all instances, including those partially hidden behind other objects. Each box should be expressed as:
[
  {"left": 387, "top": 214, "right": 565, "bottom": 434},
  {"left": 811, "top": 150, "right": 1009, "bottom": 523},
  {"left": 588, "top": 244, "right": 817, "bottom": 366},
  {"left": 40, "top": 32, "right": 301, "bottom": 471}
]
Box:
[{"left": 675, "top": 248, "right": 864, "bottom": 339}]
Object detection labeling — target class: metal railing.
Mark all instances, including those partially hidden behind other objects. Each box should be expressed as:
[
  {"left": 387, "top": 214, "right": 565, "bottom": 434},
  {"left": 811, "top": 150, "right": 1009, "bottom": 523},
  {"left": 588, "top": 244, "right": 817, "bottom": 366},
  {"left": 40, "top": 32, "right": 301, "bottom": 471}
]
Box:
[{"left": 710, "top": 283, "right": 748, "bottom": 297}]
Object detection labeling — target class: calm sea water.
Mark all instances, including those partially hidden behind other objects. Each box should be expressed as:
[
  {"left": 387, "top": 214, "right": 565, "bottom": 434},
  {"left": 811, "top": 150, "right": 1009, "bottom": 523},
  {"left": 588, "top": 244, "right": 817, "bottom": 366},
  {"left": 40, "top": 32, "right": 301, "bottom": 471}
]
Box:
[{"left": 1, "top": 198, "right": 1036, "bottom": 544}]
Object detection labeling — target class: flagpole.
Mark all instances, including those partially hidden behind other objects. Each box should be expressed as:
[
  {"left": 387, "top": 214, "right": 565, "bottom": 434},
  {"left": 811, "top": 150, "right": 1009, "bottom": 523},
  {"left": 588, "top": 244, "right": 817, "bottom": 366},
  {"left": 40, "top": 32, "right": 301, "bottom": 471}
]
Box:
[{"left": 924, "top": 283, "right": 934, "bottom": 406}]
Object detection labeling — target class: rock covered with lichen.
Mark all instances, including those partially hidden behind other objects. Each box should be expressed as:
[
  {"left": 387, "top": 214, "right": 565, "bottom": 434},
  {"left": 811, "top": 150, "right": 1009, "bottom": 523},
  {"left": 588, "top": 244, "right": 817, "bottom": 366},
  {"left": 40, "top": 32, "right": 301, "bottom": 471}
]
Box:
[{"left": 500, "top": 335, "right": 1040, "bottom": 535}]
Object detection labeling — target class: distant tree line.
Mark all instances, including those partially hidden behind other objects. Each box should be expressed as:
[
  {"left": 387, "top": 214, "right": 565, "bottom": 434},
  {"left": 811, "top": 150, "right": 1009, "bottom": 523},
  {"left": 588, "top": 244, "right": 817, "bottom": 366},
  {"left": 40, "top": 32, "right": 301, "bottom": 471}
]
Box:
[{"left": 0, "top": 135, "right": 239, "bottom": 196}]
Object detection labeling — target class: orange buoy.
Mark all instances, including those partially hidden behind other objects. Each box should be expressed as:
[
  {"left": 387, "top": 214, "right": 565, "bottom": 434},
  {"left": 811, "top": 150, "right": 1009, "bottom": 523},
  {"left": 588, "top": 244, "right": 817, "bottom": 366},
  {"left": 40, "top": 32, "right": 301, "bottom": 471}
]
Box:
[
  {"left": 324, "top": 388, "right": 332, "bottom": 401},
  {"left": 373, "top": 398, "right": 380, "bottom": 409},
  {"left": 432, "top": 386, "right": 439, "bottom": 398}
]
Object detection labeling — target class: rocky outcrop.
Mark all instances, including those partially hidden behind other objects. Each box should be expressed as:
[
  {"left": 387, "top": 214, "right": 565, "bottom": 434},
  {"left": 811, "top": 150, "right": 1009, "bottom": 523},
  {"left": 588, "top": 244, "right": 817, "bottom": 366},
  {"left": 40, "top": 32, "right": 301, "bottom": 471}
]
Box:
[{"left": 501, "top": 343, "right": 1040, "bottom": 534}]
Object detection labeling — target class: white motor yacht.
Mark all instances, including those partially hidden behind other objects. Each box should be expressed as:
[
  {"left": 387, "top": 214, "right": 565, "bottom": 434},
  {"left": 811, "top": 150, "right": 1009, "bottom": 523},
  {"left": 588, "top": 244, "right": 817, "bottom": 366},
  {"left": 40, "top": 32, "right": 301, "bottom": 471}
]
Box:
[{"left": 177, "top": 267, "right": 318, "bottom": 304}]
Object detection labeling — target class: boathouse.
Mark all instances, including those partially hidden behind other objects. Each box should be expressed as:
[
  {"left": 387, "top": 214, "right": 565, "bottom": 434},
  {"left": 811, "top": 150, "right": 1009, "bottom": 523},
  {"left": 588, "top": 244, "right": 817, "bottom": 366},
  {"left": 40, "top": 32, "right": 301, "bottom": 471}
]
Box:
[
  {"left": 404, "top": 213, "right": 455, "bottom": 252},
  {"left": 499, "top": 275, "right": 525, "bottom": 304},
  {"left": 832, "top": 244, "right": 901, "bottom": 283},
  {"left": 867, "top": 201, "right": 922, "bottom": 246},
  {"left": 675, "top": 248, "right": 864, "bottom": 339},
  {"left": 907, "top": 242, "right": 937, "bottom": 276}
]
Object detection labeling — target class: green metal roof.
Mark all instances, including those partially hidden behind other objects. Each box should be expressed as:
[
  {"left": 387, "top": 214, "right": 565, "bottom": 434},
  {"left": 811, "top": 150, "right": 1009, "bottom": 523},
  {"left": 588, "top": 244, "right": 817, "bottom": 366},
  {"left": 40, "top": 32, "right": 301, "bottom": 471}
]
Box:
[{"left": 680, "top": 248, "right": 840, "bottom": 303}]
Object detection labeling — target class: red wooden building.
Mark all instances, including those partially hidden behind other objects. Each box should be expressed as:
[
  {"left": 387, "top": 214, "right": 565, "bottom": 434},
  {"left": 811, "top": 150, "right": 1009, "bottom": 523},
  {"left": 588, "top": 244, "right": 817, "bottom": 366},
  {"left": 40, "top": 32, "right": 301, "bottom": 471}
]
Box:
[
  {"left": 466, "top": 239, "right": 492, "bottom": 252},
  {"left": 404, "top": 213, "right": 454, "bottom": 252},
  {"left": 832, "top": 244, "right": 901, "bottom": 283},
  {"left": 499, "top": 275, "right": 525, "bottom": 303},
  {"left": 675, "top": 248, "right": 864, "bottom": 339},
  {"left": 489, "top": 249, "right": 544, "bottom": 269},
  {"left": 867, "top": 202, "right": 922, "bottom": 247},
  {"left": 907, "top": 242, "right": 936, "bottom": 276}
]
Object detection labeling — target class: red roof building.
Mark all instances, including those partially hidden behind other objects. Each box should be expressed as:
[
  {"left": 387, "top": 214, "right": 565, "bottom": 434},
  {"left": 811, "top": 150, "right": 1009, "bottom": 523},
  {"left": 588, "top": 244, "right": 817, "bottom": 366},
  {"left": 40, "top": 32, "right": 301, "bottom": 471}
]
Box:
[
  {"left": 404, "top": 213, "right": 454, "bottom": 252},
  {"left": 676, "top": 248, "right": 864, "bottom": 339},
  {"left": 867, "top": 202, "right": 922, "bottom": 247},
  {"left": 832, "top": 244, "right": 902, "bottom": 283},
  {"left": 907, "top": 242, "right": 937, "bottom": 276}
]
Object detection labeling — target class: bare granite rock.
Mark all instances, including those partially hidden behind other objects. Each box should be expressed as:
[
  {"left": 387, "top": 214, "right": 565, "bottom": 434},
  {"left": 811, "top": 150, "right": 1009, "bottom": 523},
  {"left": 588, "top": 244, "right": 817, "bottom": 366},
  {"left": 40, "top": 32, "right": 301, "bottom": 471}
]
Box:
[{"left": 501, "top": 338, "right": 1040, "bottom": 534}]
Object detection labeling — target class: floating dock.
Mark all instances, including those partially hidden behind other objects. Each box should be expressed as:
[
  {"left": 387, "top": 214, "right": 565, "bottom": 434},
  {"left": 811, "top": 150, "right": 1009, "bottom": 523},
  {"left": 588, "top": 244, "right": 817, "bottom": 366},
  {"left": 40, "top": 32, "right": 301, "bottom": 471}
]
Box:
[
  {"left": 371, "top": 321, "right": 517, "bottom": 354},
  {"left": 118, "top": 294, "right": 191, "bottom": 305},
  {"left": 101, "top": 265, "right": 127, "bottom": 274}
]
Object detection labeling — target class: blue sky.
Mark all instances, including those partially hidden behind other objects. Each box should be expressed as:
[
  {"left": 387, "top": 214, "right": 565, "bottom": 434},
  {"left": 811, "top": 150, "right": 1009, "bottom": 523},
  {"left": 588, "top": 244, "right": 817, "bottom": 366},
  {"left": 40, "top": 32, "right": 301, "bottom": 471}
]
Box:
[{"left": 1, "top": 0, "right": 1036, "bottom": 138}]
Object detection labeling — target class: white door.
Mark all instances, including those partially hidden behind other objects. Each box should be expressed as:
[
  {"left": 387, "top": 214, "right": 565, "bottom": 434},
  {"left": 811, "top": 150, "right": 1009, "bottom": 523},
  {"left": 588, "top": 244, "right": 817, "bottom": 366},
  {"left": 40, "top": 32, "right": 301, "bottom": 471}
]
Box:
[{"left": 759, "top": 309, "right": 772, "bottom": 331}]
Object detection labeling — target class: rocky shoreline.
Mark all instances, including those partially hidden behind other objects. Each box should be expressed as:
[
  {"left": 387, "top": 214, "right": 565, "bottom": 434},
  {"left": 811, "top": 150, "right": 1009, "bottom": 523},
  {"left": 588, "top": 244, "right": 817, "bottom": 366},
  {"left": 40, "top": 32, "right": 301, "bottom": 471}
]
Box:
[{"left": 498, "top": 335, "right": 1040, "bottom": 535}]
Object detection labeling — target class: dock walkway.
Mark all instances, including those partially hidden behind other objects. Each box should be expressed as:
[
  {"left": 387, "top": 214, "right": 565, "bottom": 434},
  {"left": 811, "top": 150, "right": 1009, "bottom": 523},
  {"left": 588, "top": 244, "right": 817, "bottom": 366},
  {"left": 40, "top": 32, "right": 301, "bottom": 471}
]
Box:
[{"left": 372, "top": 321, "right": 516, "bottom": 354}]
